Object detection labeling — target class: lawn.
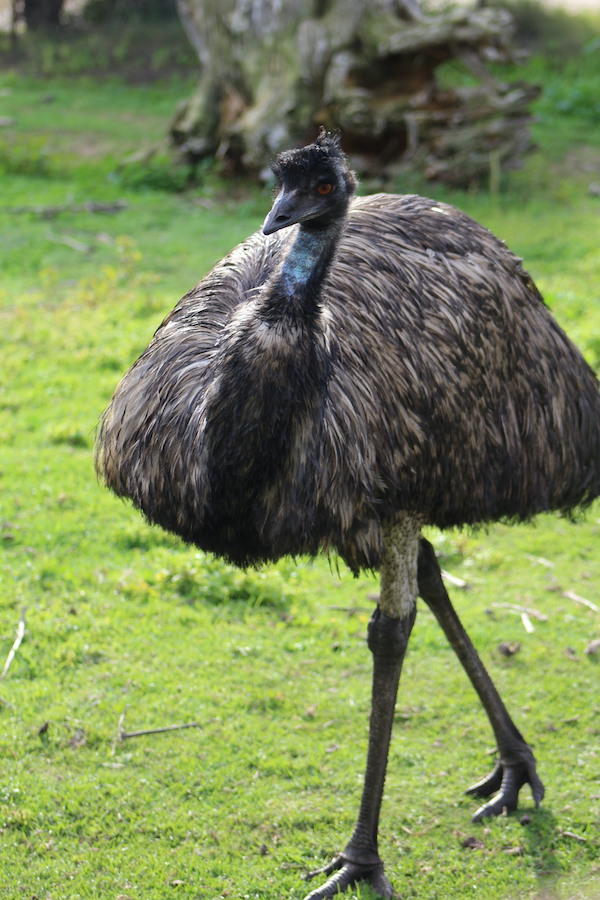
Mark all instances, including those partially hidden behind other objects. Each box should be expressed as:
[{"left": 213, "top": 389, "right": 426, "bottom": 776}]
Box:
[{"left": 0, "top": 14, "right": 599, "bottom": 900}]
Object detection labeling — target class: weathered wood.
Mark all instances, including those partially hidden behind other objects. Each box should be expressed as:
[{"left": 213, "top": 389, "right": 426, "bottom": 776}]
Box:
[
  {"left": 171, "top": 0, "right": 539, "bottom": 186},
  {"left": 22, "top": 0, "right": 64, "bottom": 30}
]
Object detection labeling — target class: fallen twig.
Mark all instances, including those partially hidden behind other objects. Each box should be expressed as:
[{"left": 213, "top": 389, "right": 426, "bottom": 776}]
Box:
[
  {"left": 559, "top": 829, "right": 589, "bottom": 843},
  {"left": 492, "top": 602, "right": 548, "bottom": 631},
  {"left": 1, "top": 609, "right": 26, "bottom": 679},
  {"left": 492, "top": 602, "right": 547, "bottom": 620},
  {"left": 520, "top": 611, "right": 534, "bottom": 634},
  {"left": 441, "top": 570, "right": 469, "bottom": 589},
  {"left": 563, "top": 591, "right": 599, "bottom": 614},
  {"left": 525, "top": 554, "right": 554, "bottom": 568},
  {"left": 1, "top": 200, "right": 128, "bottom": 218},
  {"left": 118, "top": 719, "right": 201, "bottom": 741},
  {"left": 48, "top": 233, "right": 92, "bottom": 253}
]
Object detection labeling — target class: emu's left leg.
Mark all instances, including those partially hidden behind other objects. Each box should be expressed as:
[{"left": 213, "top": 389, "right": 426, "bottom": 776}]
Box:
[
  {"left": 303, "top": 517, "right": 420, "bottom": 900},
  {"left": 303, "top": 606, "right": 415, "bottom": 900},
  {"left": 417, "top": 537, "right": 545, "bottom": 822}
]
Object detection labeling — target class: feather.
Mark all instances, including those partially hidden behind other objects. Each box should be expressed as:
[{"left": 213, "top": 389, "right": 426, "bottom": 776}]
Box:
[{"left": 96, "top": 161, "right": 600, "bottom": 573}]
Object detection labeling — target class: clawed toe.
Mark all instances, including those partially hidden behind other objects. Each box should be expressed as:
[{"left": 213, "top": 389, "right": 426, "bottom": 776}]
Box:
[
  {"left": 467, "top": 756, "right": 545, "bottom": 823},
  {"left": 303, "top": 857, "right": 393, "bottom": 900},
  {"left": 466, "top": 761, "right": 504, "bottom": 800}
]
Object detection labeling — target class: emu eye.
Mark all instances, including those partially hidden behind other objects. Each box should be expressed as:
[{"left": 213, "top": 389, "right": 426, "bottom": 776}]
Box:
[{"left": 317, "top": 183, "right": 333, "bottom": 195}]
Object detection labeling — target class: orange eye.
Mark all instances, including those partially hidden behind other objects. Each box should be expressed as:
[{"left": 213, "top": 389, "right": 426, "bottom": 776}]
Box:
[{"left": 317, "top": 183, "right": 333, "bottom": 195}]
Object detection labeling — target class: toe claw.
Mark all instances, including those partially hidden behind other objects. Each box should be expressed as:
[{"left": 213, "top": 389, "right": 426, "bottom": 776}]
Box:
[
  {"left": 530, "top": 770, "right": 546, "bottom": 807},
  {"left": 465, "top": 762, "right": 503, "bottom": 799},
  {"left": 305, "top": 857, "right": 344, "bottom": 882},
  {"left": 472, "top": 792, "right": 514, "bottom": 822},
  {"left": 469, "top": 755, "right": 545, "bottom": 822},
  {"left": 303, "top": 859, "right": 392, "bottom": 900}
]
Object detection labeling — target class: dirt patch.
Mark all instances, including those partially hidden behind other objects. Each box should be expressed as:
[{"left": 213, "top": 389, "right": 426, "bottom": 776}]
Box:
[{"left": 564, "top": 145, "right": 600, "bottom": 174}]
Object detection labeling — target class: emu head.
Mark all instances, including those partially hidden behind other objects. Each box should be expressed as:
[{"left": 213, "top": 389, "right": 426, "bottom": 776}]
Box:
[{"left": 263, "top": 130, "right": 358, "bottom": 236}]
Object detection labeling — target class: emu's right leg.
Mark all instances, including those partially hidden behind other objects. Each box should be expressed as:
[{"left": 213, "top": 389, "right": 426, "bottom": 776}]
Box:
[{"left": 417, "top": 538, "right": 545, "bottom": 822}]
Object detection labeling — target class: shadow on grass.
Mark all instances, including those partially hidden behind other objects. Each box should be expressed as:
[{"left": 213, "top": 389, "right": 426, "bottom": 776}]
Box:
[{"left": 523, "top": 806, "right": 562, "bottom": 891}]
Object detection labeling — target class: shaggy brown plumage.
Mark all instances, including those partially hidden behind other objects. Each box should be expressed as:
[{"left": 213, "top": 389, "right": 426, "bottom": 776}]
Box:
[{"left": 96, "top": 194, "right": 600, "bottom": 573}]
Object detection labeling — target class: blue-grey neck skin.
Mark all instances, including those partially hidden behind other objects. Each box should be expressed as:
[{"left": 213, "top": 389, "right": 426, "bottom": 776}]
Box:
[
  {"left": 280, "top": 227, "right": 324, "bottom": 289},
  {"left": 262, "top": 220, "right": 344, "bottom": 322}
]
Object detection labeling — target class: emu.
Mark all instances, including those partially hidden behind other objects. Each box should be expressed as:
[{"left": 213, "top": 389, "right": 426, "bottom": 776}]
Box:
[{"left": 96, "top": 131, "right": 600, "bottom": 899}]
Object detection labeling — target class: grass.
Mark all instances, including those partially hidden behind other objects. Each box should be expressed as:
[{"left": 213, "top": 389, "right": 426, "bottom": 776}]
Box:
[{"left": 1, "top": 15, "right": 600, "bottom": 900}]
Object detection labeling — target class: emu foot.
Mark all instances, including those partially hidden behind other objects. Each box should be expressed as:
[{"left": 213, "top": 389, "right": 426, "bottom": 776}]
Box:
[
  {"left": 466, "top": 754, "right": 545, "bottom": 822},
  {"left": 303, "top": 856, "right": 393, "bottom": 900}
]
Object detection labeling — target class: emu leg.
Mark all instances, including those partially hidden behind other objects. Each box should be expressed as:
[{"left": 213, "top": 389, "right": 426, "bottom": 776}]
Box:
[
  {"left": 303, "top": 605, "right": 416, "bottom": 900},
  {"left": 417, "top": 537, "right": 545, "bottom": 822}
]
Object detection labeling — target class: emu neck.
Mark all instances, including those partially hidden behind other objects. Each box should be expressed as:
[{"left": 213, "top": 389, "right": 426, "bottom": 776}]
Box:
[{"left": 263, "top": 220, "right": 343, "bottom": 321}]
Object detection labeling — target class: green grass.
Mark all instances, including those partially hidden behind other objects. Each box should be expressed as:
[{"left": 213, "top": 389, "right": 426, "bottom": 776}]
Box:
[{"left": 1, "top": 21, "right": 600, "bottom": 900}]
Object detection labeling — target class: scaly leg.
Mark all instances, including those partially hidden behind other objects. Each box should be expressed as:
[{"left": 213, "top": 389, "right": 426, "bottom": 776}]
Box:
[
  {"left": 303, "top": 606, "right": 416, "bottom": 899},
  {"left": 304, "top": 517, "right": 421, "bottom": 900},
  {"left": 417, "top": 537, "right": 545, "bottom": 822}
]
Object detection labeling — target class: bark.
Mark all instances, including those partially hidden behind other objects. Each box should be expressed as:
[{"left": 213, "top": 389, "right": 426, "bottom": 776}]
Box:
[
  {"left": 172, "top": 0, "right": 539, "bottom": 186},
  {"left": 22, "top": 0, "right": 64, "bottom": 29}
]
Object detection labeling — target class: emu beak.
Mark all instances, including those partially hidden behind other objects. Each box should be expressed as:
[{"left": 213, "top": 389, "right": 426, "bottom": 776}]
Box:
[
  {"left": 263, "top": 188, "right": 298, "bottom": 235},
  {"left": 263, "top": 188, "right": 320, "bottom": 235}
]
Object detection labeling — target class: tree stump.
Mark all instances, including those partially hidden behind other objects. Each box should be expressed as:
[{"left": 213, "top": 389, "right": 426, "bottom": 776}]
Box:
[
  {"left": 172, "top": 0, "right": 540, "bottom": 186},
  {"left": 20, "top": 0, "right": 64, "bottom": 29}
]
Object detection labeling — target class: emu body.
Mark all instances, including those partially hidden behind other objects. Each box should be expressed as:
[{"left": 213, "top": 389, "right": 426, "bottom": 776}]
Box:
[
  {"left": 97, "top": 193, "right": 599, "bottom": 571},
  {"left": 96, "top": 132, "right": 600, "bottom": 899}
]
